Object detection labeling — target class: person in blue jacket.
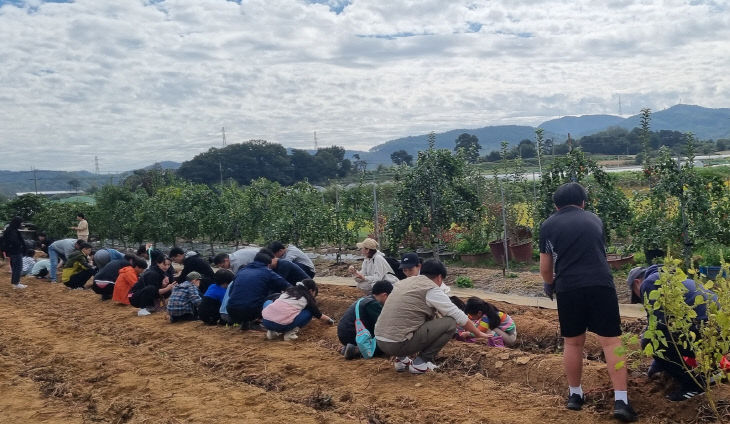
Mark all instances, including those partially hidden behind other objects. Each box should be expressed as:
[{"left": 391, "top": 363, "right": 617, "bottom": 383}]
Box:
[
  {"left": 225, "top": 251, "right": 292, "bottom": 330},
  {"left": 627, "top": 265, "right": 718, "bottom": 401}
]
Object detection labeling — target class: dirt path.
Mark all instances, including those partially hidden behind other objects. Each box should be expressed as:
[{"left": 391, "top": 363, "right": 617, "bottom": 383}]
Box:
[{"left": 0, "top": 272, "right": 724, "bottom": 423}]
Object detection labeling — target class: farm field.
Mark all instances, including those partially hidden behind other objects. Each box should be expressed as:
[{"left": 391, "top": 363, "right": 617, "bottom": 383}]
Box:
[{"left": 1, "top": 267, "right": 726, "bottom": 424}]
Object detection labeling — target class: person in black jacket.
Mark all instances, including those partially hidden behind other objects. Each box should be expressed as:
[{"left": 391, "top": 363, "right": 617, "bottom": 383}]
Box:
[
  {"left": 91, "top": 253, "right": 137, "bottom": 301},
  {"left": 337, "top": 280, "right": 393, "bottom": 359},
  {"left": 169, "top": 247, "right": 215, "bottom": 295},
  {"left": 1, "top": 216, "right": 27, "bottom": 289},
  {"left": 129, "top": 251, "right": 176, "bottom": 316}
]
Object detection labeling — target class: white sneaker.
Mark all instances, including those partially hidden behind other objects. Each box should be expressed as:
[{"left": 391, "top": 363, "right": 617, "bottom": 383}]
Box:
[
  {"left": 409, "top": 358, "right": 438, "bottom": 374},
  {"left": 283, "top": 327, "right": 299, "bottom": 341},
  {"left": 394, "top": 356, "right": 411, "bottom": 372},
  {"left": 12, "top": 283, "right": 27, "bottom": 289},
  {"left": 266, "top": 330, "right": 282, "bottom": 340},
  {"left": 137, "top": 308, "right": 151, "bottom": 317}
]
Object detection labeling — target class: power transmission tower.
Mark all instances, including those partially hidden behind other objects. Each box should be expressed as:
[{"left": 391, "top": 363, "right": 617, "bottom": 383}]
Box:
[
  {"left": 314, "top": 131, "right": 318, "bottom": 150},
  {"left": 618, "top": 95, "right": 622, "bottom": 115},
  {"left": 221, "top": 127, "right": 227, "bottom": 146},
  {"left": 94, "top": 155, "right": 100, "bottom": 174}
]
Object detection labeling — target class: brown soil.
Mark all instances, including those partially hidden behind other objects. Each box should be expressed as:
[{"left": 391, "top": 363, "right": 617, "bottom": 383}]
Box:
[
  {"left": 315, "top": 258, "right": 635, "bottom": 303},
  {"left": 0, "top": 268, "right": 726, "bottom": 424}
]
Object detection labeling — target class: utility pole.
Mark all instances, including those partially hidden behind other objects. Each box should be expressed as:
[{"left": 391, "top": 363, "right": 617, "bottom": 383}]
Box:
[
  {"left": 219, "top": 127, "right": 226, "bottom": 185},
  {"left": 372, "top": 183, "right": 379, "bottom": 242},
  {"left": 314, "top": 131, "right": 318, "bottom": 151},
  {"left": 29, "top": 167, "right": 38, "bottom": 194},
  {"left": 94, "top": 155, "right": 100, "bottom": 174}
]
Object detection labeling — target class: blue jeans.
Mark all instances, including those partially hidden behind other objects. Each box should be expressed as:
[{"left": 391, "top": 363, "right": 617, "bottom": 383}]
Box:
[
  {"left": 261, "top": 300, "right": 313, "bottom": 332},
  {"left": 49, "top": 247, "right": 63, "bottom": 282}
]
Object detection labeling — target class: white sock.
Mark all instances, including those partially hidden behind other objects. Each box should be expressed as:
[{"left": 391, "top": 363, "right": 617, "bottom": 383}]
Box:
[
  {"left": 615, "top": 390, "right": 628, "bottom": 403},
  {"left": 569, "top": 386, "right": 583, "bottom": 397}
]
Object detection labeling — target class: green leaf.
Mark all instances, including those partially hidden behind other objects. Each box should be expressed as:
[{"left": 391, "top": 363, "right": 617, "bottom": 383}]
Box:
[
  {"left": 643, "top": 343, "right": 655, "bottom": 356},
  {"left": 614, "top": 346, "right": 627, "bottom": 357},
  {"left": 694, "top": 295, "right": 706, "bottom": 306},
  {"left": 614, "top": 360, "right": 625, "bottom": 371},
  {"left": 649, "top": 290, "right": 661, "bottom": 300},
  {"left": 704, "top": 281, "right": 714, "bottom": 290}
]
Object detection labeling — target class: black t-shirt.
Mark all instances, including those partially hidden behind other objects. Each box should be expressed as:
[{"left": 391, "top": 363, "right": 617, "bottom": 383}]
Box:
[{"left": 539, "top": 206, "right": 614, "bottom": 293}]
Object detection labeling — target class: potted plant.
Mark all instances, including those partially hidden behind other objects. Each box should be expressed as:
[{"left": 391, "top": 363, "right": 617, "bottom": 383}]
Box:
[
  {"left": 605, "top": 245, "right": 635, "bottom": 270},
  {"left": 695, "top": 244, "right": 728, "bottom": 280},
  {"left": 454, "top": 223, "right": 491, "bottom": 264}
]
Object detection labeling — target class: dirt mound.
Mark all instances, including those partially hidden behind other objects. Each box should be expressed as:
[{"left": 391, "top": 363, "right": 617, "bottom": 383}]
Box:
[{"left": 0, "top": 271, "right": 726, "bottom": 423}]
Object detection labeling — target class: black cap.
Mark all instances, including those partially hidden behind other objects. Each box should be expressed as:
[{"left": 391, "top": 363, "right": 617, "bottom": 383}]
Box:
[{"left": 399, "top": 253, "right": 420, "bottom": 269}]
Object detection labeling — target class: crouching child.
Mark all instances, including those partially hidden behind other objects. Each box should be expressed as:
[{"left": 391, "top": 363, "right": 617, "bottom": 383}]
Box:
[
  {"left": 167, "top": 271, "right": 203, "bottom": 323},
  {"left": 198, "top": 269, "right": 235, "bottom": 325},
  {"left": 261, "top": 279, "right": 334, "bottom": 341}
]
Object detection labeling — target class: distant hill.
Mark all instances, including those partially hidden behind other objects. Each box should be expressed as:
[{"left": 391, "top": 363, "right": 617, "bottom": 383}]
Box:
[
  {"left": 358, "top": 125, "right": 562, "bottom": 165},
  {"left": 0, "top": 161, "right": 178, "bottom": 197},
  {"left": 538, "top": 105, "right": 730, "bottom": 141},
  {"left": 144, "top": 161, "right": 180, "bottom": 170},
  {"left": 539, "top": 114, "right": 625, "bottom": 137},
  {"left": 619, "top": 105, "right": 730, "bottom": 140}
]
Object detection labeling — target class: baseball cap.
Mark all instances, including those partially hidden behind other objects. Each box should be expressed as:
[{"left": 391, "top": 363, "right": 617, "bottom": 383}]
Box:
[
  {"left": 399, "top": 253, "right": 420, "bottom": 269},
  {"left": 186, "top": 271, "right": 202, "bottom": 281},
  {"left": 626, "top": 266, "right": 646, "bottom": 304},
  {"left": 356, "top": 238, "right": 379, "bottom": 250}
]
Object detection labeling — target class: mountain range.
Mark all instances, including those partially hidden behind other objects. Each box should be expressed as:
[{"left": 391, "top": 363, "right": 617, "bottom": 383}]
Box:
[
  {"left": 2, "top": 104, "right": 729, "bottom": 196},
  {"left": 349, "top": 104, "right": 730, "bottom": 165}
]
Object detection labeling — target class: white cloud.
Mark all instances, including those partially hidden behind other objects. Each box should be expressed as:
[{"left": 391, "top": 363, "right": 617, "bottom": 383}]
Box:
[{"left": 0, "top": 0, "right": 728, "bottom": 171}]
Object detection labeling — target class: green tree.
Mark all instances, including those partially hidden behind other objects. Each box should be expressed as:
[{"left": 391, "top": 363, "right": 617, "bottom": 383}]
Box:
[
  {"left": 454, "top": 133, "right": 481, "bottom": 163},
  {"left": 1, "top": 194, "right": 48, "bottom": 222},
  {"left": 386, "top": 147, "right": 482, "bottom": 252},
  {"left": 34, "top": 201, "right": 91, "bottom": 239},
  {"left": 269, "top": 182, "right": 332, "bottom": 247},
  {"left": 92, "top": 185, "right": 136, "bottom": 246},
  {"left": 390, "top": 150, "right": 413, "bottom": 166},
  {"left": 67, "top": 179, "right": 81, "bottom": 192}
]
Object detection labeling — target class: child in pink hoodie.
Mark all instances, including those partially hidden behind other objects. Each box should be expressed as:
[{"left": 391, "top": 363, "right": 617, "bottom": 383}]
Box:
[{"left": 261, "top": 279, "right": 334, "bottom": 341}]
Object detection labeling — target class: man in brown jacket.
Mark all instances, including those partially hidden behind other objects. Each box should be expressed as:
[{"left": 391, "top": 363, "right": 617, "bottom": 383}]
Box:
[{"left": 374, "top": 259, "right": 489, "bottom": 374}]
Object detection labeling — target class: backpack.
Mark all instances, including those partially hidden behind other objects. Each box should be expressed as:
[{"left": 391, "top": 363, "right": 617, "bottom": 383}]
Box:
[
  {"left": 384, "top": 256, "right": 407, "bottom": 280},
  {"left": 354, "top": 298, "right": 377, "bottom": 359}
]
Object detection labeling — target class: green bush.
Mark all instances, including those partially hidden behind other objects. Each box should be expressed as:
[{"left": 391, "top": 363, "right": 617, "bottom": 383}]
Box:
[{"left": 455, "top": 276, "right": 474, "bottom": 288}]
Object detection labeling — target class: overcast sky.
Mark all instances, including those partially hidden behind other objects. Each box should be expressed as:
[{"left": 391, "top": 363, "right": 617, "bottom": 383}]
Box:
[{"left": 1, "top": 0, "right": 728, "bottom": 172}]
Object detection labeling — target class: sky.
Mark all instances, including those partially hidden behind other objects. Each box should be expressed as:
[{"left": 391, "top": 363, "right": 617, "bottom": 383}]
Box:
[{"left": 0, "top": 0, "right": 729, "bottom": 172}]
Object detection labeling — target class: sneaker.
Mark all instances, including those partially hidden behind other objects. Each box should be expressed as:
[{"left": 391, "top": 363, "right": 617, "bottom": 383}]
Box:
[
  {"left": 666, "top": 387, "right": 704, "bottom": 402},
  {"left": 566, "top": 393, "right": 585, "bottom": 411},
  {"left": 613, "top": 400, "right": 638, "bottom": 422},
  {"left": 137, "top": 308, "right": 151, "bottom": 317},
  {"left": 266, "top": 330, "right": 282, "bottom": 340},
  {"left": 50, "top": 280, "right": 57, "bottom": 284},
  {"left": 283, "top": 327, "right": 299, "bottom": 341},
  {"left": 343, "top": 343, "right": 360, "bottom": 360},
  {"left": 394, "top": 356, "right": 411, "bottom": 372},
  {"left": 408, "top": 358, "right": 438, "bottom": 374},
  {"left": 12, "top": 283, "right": 27, "bottom": 289}
]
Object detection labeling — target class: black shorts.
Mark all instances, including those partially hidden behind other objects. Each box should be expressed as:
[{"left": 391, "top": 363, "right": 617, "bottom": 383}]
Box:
[{"left": 556, "top": 286, "right": 622, "bottom": 338}]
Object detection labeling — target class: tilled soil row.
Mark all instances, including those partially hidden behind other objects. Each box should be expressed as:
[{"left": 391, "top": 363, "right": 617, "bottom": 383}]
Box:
[{"left": 0, "top": 278, "right": 722, "bottom": 423}]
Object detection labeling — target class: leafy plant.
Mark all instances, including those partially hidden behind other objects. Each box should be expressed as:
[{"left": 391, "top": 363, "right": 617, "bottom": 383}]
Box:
[
  {"left": 455, "top": 276, "right": 474, "bottom": 288},
  {"left": 640, "top": 258, "right": 730, "bottom": 419}
]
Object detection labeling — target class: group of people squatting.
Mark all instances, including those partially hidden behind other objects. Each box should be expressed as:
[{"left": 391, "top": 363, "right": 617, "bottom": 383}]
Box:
[{"left": 3, "top": 182, "right": 721, "bottom": 422}]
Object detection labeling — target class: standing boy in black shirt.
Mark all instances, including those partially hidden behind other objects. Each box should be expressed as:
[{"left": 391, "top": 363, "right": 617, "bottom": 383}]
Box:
[{"left": 539, "top": 182, "right": 637, "bottom": 422}]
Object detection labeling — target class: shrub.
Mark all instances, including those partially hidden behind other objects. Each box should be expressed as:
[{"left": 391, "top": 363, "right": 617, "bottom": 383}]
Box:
[{"left": 455, "top": 276, "right": 474, "bottom": 288}]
